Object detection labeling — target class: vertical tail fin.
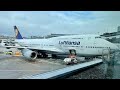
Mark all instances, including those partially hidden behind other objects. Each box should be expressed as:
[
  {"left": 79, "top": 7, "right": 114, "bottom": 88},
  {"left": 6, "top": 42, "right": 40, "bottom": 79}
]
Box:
[{"left": 14, "top": 26, "right": 23, "bottom": 39}]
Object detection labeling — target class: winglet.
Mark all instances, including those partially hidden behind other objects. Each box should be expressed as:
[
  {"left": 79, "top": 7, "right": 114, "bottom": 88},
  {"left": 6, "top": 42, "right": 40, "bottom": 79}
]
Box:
[{"left": 14, "top": 26, "right": 23, "bottom": 39}]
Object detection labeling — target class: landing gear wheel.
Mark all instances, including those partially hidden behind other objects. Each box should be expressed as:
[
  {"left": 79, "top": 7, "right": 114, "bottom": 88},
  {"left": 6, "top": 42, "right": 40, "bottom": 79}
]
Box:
[
  {"left": 52, "top": 54, "right": 57, "bottom": 58},
  {"left": 43, "top": 53, "right": 48, "bottom": 58}
]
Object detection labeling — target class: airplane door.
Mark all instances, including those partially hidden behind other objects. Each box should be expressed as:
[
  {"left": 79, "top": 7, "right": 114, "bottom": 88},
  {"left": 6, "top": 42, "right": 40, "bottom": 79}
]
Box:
[
  {"left": 98, "top": 49, "right": 101, "bottom": 54},
  {"left": 59, "top": 40, "right": 66, "bottom": 51}
]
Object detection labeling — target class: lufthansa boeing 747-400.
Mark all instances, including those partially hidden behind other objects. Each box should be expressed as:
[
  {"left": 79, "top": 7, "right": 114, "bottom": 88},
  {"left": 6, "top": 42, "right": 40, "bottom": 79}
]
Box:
[{"left": 1, "top": 26, "right": 118, "bottom": 61}]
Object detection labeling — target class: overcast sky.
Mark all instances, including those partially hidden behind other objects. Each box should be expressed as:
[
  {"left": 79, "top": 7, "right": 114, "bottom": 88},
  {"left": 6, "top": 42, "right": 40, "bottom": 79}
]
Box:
[{"left": 0, "top": 11, "right": 120, "bottom": 37}]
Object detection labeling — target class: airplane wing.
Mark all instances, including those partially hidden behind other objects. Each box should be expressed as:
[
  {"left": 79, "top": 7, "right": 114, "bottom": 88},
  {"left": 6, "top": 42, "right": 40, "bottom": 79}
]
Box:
[
  {"left": 29, "top": 47, "right": 64, "bottom": 53},
  {"left": 1, "top": 46, "right": 26, "bottom": 49},
  {"left": 1, "top": 45, "right": 64, "bottom": 53}
]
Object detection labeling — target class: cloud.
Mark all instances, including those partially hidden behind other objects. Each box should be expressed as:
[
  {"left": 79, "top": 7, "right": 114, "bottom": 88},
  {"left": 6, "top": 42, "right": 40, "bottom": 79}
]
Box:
[{"left": 0, "top": 11, "right": 120, "bottom": 37}]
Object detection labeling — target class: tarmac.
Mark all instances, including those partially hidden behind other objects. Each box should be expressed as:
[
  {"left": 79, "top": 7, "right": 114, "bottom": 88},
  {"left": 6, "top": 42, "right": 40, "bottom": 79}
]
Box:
[
  {"left": 2, "top": 47, "right": 119, "bottom": 79},
  {"left": 0, "top": 54, "right": 66, "bottom": 79}
]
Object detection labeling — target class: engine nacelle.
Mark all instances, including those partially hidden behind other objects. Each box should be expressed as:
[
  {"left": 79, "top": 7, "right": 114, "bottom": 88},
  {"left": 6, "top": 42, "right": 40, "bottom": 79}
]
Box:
[{"left": 21, "top": 49, "right": 37, "bottom": 60}]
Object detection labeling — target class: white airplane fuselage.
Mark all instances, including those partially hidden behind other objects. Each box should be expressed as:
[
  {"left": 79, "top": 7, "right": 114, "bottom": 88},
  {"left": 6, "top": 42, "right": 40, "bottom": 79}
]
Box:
[{"left": 15, "top": 35, "right": 118, "bottom": 57}]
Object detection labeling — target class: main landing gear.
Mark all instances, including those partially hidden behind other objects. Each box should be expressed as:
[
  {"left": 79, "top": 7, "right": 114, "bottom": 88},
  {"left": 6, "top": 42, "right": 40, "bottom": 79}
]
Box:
[{"left": 37, "top": 53, "right": 48, "bottom": 58}]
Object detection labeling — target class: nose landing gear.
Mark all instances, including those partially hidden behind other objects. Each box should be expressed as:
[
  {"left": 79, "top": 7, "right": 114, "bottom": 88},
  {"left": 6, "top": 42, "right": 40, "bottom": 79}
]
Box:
[{"left": 64, "top": 49, "right": 78, "bottom": 65}]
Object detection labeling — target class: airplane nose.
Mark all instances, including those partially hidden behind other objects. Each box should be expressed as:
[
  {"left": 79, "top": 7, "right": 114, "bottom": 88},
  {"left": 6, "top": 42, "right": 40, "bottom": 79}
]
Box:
[
  {"left": 111, "top": 43, "right": 119, "bottom": 51},
  {"left": 115, "top": 44, "right": 119, "bottom": 50},
  {"left": 107, "top": 42, "right": 118, "bottom": 53}
]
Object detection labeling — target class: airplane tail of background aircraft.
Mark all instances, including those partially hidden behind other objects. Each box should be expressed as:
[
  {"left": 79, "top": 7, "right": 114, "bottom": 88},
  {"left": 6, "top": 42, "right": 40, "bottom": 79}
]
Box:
[{"left": 14, "top": 26, "right": 23, "bottom": 39}]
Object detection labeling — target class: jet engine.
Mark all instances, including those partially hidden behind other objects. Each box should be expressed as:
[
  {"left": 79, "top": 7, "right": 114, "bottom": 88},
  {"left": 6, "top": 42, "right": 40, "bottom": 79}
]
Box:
[{"left": 21, "top": 49, "right": 37, "bottom": 60}]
